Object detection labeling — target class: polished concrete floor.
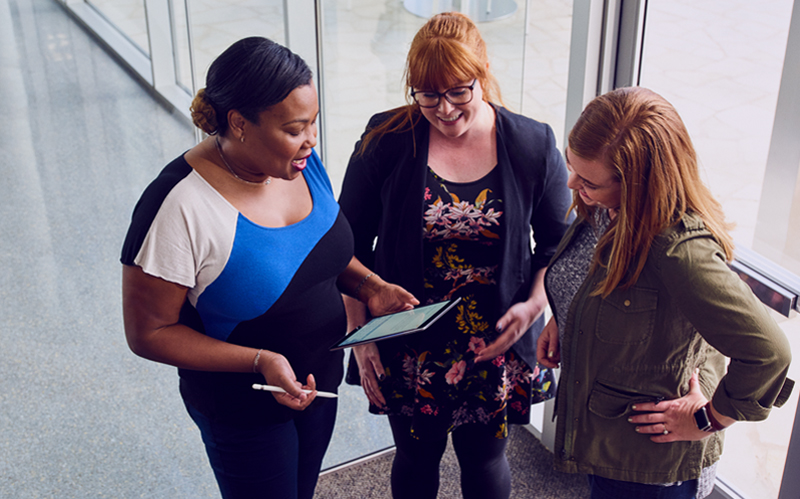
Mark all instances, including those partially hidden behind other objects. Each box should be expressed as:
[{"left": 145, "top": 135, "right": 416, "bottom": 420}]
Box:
[{"left": 0, "top": 0, "right": 215, "bottom": 496}]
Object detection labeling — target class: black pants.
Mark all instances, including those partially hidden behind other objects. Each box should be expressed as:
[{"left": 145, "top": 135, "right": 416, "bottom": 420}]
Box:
[
  {"left": 187, "top": 400, "right": 337, "bottom": 499},
  {"left": 388, "top": 415, "right": 511, "bottom": 499}
]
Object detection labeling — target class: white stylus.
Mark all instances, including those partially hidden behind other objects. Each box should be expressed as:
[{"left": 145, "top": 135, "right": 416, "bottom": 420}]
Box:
[{"left": 252, "top": 383, "right": 338, "bottom": 399}]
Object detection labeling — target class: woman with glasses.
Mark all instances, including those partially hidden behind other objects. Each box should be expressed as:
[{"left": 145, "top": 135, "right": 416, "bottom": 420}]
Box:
[
  {"left": 338, "top": 12, "right": 573, "bottom": 499},
  {"left": 537, "top": 87, "right": 792, "bottom": 499}
]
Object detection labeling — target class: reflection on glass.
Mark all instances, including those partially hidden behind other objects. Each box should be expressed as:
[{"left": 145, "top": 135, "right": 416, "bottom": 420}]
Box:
[
  {"left": 171, "top": 0, "right": 192, "bottom": 93},
  {"left": 640, "top": 1, "right": 797, "bottom": 498},
  {"left": 640, "top": 0, "right": 793, "bottom": 253},
  {"left": 87, "top": 0, "right": 149, "bottom": 55},
  {"left": 320, "top": 2, "right": 425, "bottom": 193},
  {"left": 188, "top": 0, "right": 285, "bottom": 95},
  {"left": 521, "top": 0, "right": 573, "bottom": 151}
]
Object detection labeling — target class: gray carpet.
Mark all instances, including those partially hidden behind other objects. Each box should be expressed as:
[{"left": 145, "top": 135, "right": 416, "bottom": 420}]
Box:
[{"left": 314, "top": 427, "right": 590, "bottom": 498}]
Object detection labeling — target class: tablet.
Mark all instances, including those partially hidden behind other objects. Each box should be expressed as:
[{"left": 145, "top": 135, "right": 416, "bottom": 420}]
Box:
[{"left": 330, "top": 297, "right": 461, "bottom": 350}]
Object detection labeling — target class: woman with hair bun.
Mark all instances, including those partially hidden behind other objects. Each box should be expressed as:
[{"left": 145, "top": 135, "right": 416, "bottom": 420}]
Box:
[
  {"left": 538, "top": 86, "right": 792, "bottom": 499},
  {"left": 120, "top": 37, "right": 416, "bottom": 499},
  {"left": 338, "top": 12, "right": 572, "bottom": 499}
]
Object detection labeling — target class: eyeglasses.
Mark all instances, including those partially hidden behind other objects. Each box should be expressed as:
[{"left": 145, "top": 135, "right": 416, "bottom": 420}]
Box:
[{"left": 410, "top": 79, "right": 477, "bottom": 108}]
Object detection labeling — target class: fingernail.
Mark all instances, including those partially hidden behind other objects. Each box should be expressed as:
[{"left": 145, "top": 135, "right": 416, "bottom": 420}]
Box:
[
  {"left": 378, "top": 374, "right": 385, "bottom": 381},
  {"left": 497, "top": 324, "right": 504, "bottom": 332},
  {"left": 627, "top": 417, "right": 632, "bottom": 423},
  {"left": 631, "top": 405, "right": 637, "bottom": 410},
  {"left": 548, "top": 351, "right": 555, "bottom": 358},
  {"left": 634, "top": 427, "right": 640, "bottom": 433}
]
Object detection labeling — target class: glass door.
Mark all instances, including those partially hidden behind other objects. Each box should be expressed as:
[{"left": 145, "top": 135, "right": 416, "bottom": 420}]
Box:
[{"left": 638, "top": 1, "right": 799, "bottom": 497}]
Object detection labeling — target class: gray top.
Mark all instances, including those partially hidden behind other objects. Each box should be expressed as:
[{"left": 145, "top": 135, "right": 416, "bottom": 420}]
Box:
[{"left": 546, "top": 209, "right": 609, "bottom": 342}]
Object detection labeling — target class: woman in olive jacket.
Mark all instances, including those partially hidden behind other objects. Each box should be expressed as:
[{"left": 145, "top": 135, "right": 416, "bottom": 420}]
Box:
[{"left": 537, "top": 87, "right": 793, "bottom": 499}]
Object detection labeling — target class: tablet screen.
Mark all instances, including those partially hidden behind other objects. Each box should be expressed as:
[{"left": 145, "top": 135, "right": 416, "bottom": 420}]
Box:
[{"left": 330, "top": 298, "right": 460, "bottom": 350}]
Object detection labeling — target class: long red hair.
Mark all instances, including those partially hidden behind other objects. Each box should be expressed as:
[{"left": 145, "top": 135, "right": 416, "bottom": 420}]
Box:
[
  {"left": 357, "top": 12, "right": 503, "bottom": 155},
  {"left": 569, "top": 87, "right": 734, "bottom": 297}
]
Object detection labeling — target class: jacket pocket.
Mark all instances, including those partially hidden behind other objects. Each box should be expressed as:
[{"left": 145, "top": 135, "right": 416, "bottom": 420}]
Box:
[
  {"left": 587, "top": 380, "right": 664, "bottom": 419},
  {"left": 595, "top": 287, "right": 658, "bottom": 344}
]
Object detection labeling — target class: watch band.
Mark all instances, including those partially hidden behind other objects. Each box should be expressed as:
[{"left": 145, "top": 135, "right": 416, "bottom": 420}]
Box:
[
  {"left": 705, "top": 402, "right": 727, "bottom": 432},
  {"left": 694, "top": 403, "right": 727, "bottom": 433}
]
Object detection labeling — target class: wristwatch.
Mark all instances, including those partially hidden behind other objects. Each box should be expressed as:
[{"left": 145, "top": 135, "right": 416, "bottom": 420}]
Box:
[
  {"left": 693, "top": 405, "right": 714, "bottom": 432},
  {"left": 694, "top": 403, "right": 725, "bottom": 433}
]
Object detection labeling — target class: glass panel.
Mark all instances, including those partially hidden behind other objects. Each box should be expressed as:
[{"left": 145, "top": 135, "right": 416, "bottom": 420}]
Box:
[
  {"left": 318, "top": 1, "right": 427, "bottom": 468},
  {"left": 86, "top": 0, "right": 149, "bottom": 55},
  {"left": 521, "top": 0, "right": 573, "bottom": 160},
  {"left": 319, "top": 2, "right": 425, "bottom": 193},
  {"left": 188, "top": 0, "right": 285, "bottom": 95},
  {"left": 639, "top": 1, "right": 798, "bottom": 498},
  {"left": 171, "top": 0, "right": 192, "bottom": 93},
  {"left": 640, "top": 0, "right": 793, "bottom": 255},
  {"left": 522, "top": 0, "right": 573, "bottom": 437}
]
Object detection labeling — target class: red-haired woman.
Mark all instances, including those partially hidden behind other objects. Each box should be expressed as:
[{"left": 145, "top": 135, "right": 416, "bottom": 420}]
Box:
[
  {"left": 537, "top": 86, "right": 793, "bottom": 499},
  {"left": 338, "top": 12, "right": 573, "bottom": 499}
]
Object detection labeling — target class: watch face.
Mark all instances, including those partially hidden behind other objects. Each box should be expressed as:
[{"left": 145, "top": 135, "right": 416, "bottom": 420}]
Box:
[{"left": 694, "top": 406, "right": 712, "bottom": 431}]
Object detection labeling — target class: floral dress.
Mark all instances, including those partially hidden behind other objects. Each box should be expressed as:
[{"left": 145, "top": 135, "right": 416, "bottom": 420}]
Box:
[{"left": 372, "top": 166, "right": 555, "bottom": 440}]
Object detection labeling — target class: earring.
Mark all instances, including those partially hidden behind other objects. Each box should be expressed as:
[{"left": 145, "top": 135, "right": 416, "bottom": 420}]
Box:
[{"left": 240, "top": 135, "right": 245, "bottom": 143}]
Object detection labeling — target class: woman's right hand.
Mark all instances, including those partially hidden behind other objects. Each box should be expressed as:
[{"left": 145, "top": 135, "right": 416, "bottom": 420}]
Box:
[
  {"left": 536, "top": 316, "right": 560, "bottom": 368},
  {"left": 257, "top": 350, "right": 318, "bottom": 411},
  {"left": 353, "top": 343, "right": 387, "bottom": 408}
]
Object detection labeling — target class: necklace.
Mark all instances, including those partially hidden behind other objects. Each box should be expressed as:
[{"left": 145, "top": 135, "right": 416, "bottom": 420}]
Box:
[{"left": 215, "top": 136, "right": 271, "bottom": 185}]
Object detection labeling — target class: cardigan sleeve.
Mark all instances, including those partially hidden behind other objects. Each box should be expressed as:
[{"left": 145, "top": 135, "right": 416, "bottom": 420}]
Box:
[
  {"left": 339, "top": 111, "right": 406, "bottom": 269},
  {"left": 658, "top": 233, "right": 792, "bottom": 421},
  {"left": 529, "top": 123, "right": 574, "bottom": 272},
  {"left": 337, "top": 113, "right": 393, "bottom": 270}
]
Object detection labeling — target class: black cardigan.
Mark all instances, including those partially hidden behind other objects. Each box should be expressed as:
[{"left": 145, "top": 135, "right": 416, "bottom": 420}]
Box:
[{"left": 338, "top": 105, "right": 573, "bottom": 366}]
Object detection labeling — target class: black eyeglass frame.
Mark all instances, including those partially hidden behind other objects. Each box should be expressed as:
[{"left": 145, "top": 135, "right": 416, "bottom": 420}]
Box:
[{"left": 410, "top": 79, "right": 478, "bottom": 108}]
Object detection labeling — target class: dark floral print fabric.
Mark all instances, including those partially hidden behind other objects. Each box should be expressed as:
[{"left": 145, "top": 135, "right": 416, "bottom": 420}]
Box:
[{"left": 371, "top": 167, "right": 555, "bottom": 440}]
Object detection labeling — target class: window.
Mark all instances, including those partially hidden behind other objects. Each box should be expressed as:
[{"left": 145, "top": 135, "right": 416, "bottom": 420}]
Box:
[{"left": 639, "top": 1, "right": 799, "bottom": 497}]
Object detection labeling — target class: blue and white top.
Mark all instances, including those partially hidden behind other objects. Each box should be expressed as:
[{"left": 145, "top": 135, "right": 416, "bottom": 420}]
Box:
[{"left": 121, "top": 150, "right": 353, "bottom": 425}]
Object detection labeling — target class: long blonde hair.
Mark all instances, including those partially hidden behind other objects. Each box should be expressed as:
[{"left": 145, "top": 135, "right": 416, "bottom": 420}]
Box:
[
  {"left": 569, "top": 87, "right": 734, "bottom": 297},
  {"left": 358, "top": 12, "right": 503, "bottom": 155}
]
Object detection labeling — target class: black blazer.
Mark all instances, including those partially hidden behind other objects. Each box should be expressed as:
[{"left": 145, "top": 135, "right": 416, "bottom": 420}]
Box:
[{"left": 338, "top": 105, "right": 573, "bottom": 366}]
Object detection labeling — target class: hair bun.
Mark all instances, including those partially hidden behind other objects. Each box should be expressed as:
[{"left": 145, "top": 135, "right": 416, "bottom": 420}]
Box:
[{"left": 190, "top": 88, "right": 219, "bottom": 135}]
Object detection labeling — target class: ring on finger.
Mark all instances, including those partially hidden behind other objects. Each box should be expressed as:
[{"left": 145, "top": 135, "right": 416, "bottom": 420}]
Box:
[{"left": 662, "top": 423, "right": 669, "bottom": 435}]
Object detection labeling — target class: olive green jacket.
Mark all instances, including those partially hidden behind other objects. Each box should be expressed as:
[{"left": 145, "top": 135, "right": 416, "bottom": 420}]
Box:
[{"left": 546, "top": 212, "right": 793, "bottom": 484}]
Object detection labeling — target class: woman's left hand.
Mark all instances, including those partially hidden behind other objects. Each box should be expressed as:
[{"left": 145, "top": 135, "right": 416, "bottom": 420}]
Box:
[
  {"left": 365, "top": 281, "right": 419, "bottom": 318},
  {"left": 628, "top": 371, "right": 712, "bottom": 442},
  {"left": 474, "top": 298, "right": 545, "bottom": 363}
]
